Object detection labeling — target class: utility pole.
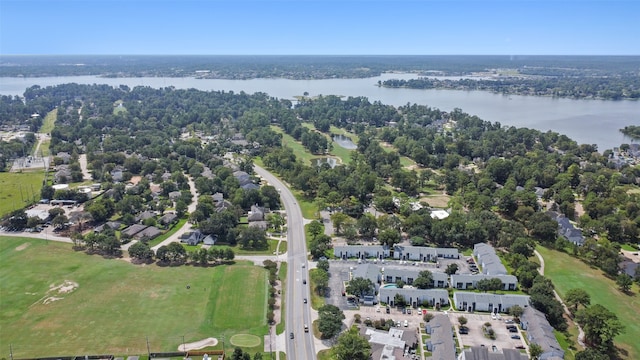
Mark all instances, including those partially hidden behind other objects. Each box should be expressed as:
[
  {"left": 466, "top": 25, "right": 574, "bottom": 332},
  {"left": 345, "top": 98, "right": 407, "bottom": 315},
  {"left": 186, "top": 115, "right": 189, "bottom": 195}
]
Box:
[
  {"left": 9, "top": 344, "right": 14, "bottom": 360},
  {"left": 146, "top": 336, "right": 151, "bottom": 358},
  {"left": 182, "top": 335, "right": 186, "bottom": 352}
]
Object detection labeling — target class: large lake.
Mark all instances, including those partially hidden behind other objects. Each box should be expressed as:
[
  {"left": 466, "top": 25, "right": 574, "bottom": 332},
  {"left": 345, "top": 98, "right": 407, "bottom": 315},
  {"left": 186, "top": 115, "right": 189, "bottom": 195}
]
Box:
[{"left": 1, "top": 73, "right": 638, "bottom": 151}]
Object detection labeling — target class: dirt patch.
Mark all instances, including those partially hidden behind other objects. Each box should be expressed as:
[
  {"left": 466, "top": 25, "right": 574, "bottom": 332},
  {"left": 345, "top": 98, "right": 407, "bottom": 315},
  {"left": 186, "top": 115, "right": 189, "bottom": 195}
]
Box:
[
  {"left": 420, "top": 194, "right": 451, "bottom": 208},
  {"left": 40, "top": 280, "right": 79, "bottom": 305},
  {"left": 178, "top": 337, "right": 218, "bottom": 351},
  {"left": 15, "top": 243, "right": 31, "bottom": 251}
]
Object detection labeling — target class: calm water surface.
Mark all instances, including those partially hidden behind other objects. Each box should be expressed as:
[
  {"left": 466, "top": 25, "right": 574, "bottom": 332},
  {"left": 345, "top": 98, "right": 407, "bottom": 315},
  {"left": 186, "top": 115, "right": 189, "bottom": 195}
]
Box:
[{"left": 1, "top": 74, "right": 638, "bottom": 151}]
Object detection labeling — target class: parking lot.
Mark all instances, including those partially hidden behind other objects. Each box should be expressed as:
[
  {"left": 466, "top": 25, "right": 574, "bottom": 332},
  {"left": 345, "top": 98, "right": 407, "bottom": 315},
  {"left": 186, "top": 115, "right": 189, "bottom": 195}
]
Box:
[{"left": 447, "top": 312, "right": 526, "bottom": 351}]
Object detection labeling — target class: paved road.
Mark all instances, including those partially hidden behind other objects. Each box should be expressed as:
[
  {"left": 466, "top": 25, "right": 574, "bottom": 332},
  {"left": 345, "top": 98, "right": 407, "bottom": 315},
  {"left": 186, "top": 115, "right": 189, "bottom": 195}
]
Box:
[
  {"left": 78, "top": 154, "right": 92, "bottom": 181},
  {"left": 151, "top": 176, "right": 197, "bottom": 252},
  {"left": 254, "top": 165, "right": 316, "bottom": 360}
]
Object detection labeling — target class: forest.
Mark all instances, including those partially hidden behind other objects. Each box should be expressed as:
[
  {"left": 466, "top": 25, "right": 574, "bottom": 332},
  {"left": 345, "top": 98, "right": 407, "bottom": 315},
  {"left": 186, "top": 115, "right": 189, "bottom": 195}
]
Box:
[{"left": 1, "top": 82, "right": 639, "bottom": 358}]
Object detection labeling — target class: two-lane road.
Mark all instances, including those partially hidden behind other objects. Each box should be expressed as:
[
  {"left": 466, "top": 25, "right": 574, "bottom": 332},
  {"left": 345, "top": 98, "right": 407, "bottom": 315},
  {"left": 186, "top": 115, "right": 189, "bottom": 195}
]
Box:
[{"left": 254, "top": 165, "right": 316, "bottom": 360}]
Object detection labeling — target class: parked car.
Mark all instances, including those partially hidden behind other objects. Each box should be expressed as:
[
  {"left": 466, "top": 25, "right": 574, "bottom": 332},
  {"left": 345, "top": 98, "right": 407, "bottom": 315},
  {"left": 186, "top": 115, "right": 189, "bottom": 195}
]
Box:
[
  {"left": 511, "top": 335, "right": 521, "bottom": 339},
  {"left": 505, "top": 319, "right": 514, "bottom": 324},
  {"left": 459, "top": 327, "right": 469, "bottom": 334}
]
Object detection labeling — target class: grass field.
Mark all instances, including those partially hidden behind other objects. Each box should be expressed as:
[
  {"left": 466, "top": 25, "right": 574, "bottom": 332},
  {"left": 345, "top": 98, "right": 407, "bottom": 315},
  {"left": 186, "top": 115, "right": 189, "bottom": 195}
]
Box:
[
  {"left": 38, "top": 109, "right": 57, "bottom": 134},
  {"left": 537, "top": 246, "right": 640, "bottom": 359},
  {"left": 0, "top": 170, "right": 45, "bottom": 217},
  {"left": 0, "top": 237, "right": 268, "bottom": 358}
]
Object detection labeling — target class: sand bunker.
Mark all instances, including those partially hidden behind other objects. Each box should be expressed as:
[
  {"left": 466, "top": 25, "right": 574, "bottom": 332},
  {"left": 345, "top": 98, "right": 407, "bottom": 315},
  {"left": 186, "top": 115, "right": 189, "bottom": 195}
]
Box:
[{"left": 177, "top": 337, "right": 218, "bottom": 351}]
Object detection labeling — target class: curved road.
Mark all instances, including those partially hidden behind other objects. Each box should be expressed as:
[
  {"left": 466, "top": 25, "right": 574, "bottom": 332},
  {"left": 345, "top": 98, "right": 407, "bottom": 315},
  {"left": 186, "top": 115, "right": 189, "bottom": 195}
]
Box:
[{"left": 254, "top": 165, "right": 316, "bottom": 360}]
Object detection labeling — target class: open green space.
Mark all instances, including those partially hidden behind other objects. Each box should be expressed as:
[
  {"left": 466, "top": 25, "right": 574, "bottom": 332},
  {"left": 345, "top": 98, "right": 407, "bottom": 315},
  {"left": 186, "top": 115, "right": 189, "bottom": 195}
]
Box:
[
  {"left": 38, "top": 109, "right": 57, "bottom": 134},
  {"left": 537, "top": 246, "right": 639, "bottom": 359},
  {"left": 270, "top": 126, "right": 316, "bottom": 166},
  {"left": 0, "top": 170, "right": 45, "bottom": 217},
  {"left": 0, "top": 237, "right": 268, "bottom": 358}
]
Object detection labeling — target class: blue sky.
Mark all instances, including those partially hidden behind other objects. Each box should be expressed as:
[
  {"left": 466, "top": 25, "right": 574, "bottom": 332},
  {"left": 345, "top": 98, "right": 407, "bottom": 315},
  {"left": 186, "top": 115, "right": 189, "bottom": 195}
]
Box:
[{"left": 1, "top": 0, "right": 638, "bottom": 55}]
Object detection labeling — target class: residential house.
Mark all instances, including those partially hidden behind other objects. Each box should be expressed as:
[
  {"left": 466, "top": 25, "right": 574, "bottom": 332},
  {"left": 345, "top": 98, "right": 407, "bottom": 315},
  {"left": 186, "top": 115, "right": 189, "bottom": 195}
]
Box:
[
  {"left": 159, "top": 213, "right": 178, "bottom": 226},
  {"left": 459, "top": 346, "right": 528, "bottom": 360},
  {"left": 241, "top": 183, "right": 260, "bottom": 191},
  {"left": 334, "top": 245, "right": 390, "bottom": 260},
  {"left": 181, "top": 229, "right": 205, "bottom": 246},
  {"left": 473, "top": 243, "right": 508, "bottom": 275},
  {"left": 383, "top": 266, "right": 449, "bottom": 288},
  {"left": 134, "top": 226, "right": 162, "bottom": 242},
  {"left": 168, "top": 191, "right": 182, "bottom": 201},
  {"left": 135, "top": 211, "right": 156, "bottom": 223},
  {"left": 379, "top": 288, "right": 449, "bottom": 308},
  {"left": 55, "top": 152, "right": 72, "bottom": 164},
  {"left": 520, "top": 307, "right": 565, "bottom": 360},
  {"left": 247, "top": 205, "right": 265, "bottom": 222},
  {"left": 203, "top": 234, "right": 217, "bottom": 246},
  {"left": 54, "top": 165, "right": 72, "bottom": 184},
  {"left": 111, "top": 166, "right": 124, "bottom": 182},
  {"left": 121, "top": 224, "right": 148, "bottom": 239},
  {"left": 547, "top": 211, "right": 584, "bottom": 246},
  {"left": 233, "top": 170, "right": 252, "bottom": 186},
  {"left": 453, "top": 292, "right": 530, "bottom": 313},
  {"left": 450, "top": 274, "right": 518, "bottom": 291},
  {"left": 424, "top": 314, "right": 456, "bottom": 360},
  {"left": 94, "top": 221, "right": 121, "bottom": 233}
]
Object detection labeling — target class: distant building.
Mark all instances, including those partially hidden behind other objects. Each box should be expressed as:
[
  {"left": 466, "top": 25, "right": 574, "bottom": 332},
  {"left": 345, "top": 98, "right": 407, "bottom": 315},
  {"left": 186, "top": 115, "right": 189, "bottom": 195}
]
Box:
[{"left": 547, "top": 211, "right": 584, "bottom": 246}]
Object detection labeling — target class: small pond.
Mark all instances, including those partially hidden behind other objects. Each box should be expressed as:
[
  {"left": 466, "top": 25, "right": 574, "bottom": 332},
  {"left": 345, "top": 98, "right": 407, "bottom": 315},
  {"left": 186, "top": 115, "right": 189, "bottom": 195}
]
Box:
[{"left": 333, "top": 134, "right": 357, "bottom": 150}]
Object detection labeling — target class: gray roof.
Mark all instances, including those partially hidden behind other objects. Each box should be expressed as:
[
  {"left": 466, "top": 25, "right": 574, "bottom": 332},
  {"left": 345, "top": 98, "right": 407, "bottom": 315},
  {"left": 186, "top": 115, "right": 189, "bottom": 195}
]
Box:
[
  {"left": 453, "top": 292, "right": 530, "bottom": 309},
  {"left": 134, "top": 226, "right": 162, "bottom": 240},
  {"left": 473, "top": 243, "right": 507, "bottom": 275},
  {"left": 383, "top": 266, "right": 449, "bottom": 284},
  {"left": 122, "top": 224, "right": 148, "bottom": 237},
  {"left": 379, "top": 288, "right": 450, "bottom": 305},
  {"left": 352, "top": 264, "right": 381, "bottom": 286},
  {"left": 425, "top": 314, "right": 456, "bottom": 360},
  {"left": 521, "top": 307, "right": 565, "bottom": 360},
  {"left": 450, "top": 273, "right": 517, "bottom": 284},
  {"left": 461, "top": 346, "right": 529, "bottom": 360}
]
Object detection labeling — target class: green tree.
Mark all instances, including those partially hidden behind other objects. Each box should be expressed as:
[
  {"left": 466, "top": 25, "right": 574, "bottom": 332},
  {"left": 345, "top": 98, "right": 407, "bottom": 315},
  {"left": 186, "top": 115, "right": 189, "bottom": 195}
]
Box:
[
  {"left": 445, "top": 263, "right": 459, "bottom": 275},
  {"left": 616, "top": 274, "right": 633, "bottom": 293},
  {"left": 356, "top": 213, "right": 377, "bottom": 239},
  {"left": 330, "top": 212, "right": 351, "bottom": 235},
  {"left": 412, "top": 270, "right": 434, "bottom": 289},
  {"left": 529, "top": 343, "right": 543, "bottom": 360},
  {"left": 128, "top": 242, "right": 154, "bottom": 262},
  {"left": 458, "top": 316, "right": 468, "bottom": 328},
  {"left": 575, "top": 348, "right": 611, "bottom": 360},
  {"left": 576, "top": 304, "right": 625, "bottom": 349},
  {"left": 317, "top": 304, "right": 345, "bottom": 339},
  {"left": 508, "top": 305, "right": 524, "bottom": 320},
  {"left": 307, "top": 220, "right": 324, "bottom": 240},
  {"left": 311, "top": 268, "right": 329, "bottom": 296},
  {"left": 332, "top": 325, "right": 371, "bottom": 360},
  {"left": 565, "top": 288, "right": 591, "bottom": 314},
  {"left": 346, "top": 277, "right": 375, "bottom": 298}
]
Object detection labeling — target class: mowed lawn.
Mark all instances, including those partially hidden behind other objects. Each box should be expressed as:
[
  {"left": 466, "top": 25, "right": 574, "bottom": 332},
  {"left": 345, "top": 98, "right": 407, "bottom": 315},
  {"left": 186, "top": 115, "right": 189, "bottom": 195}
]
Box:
[
  {"left": 0, "top": 237, "right": 268, "bottom": 358},
  {"left": 537, "top": 246, "right": 640, "bottom": 359},
  {"left": 0, "top": 171, "right": 45, "bottom": 217}
]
